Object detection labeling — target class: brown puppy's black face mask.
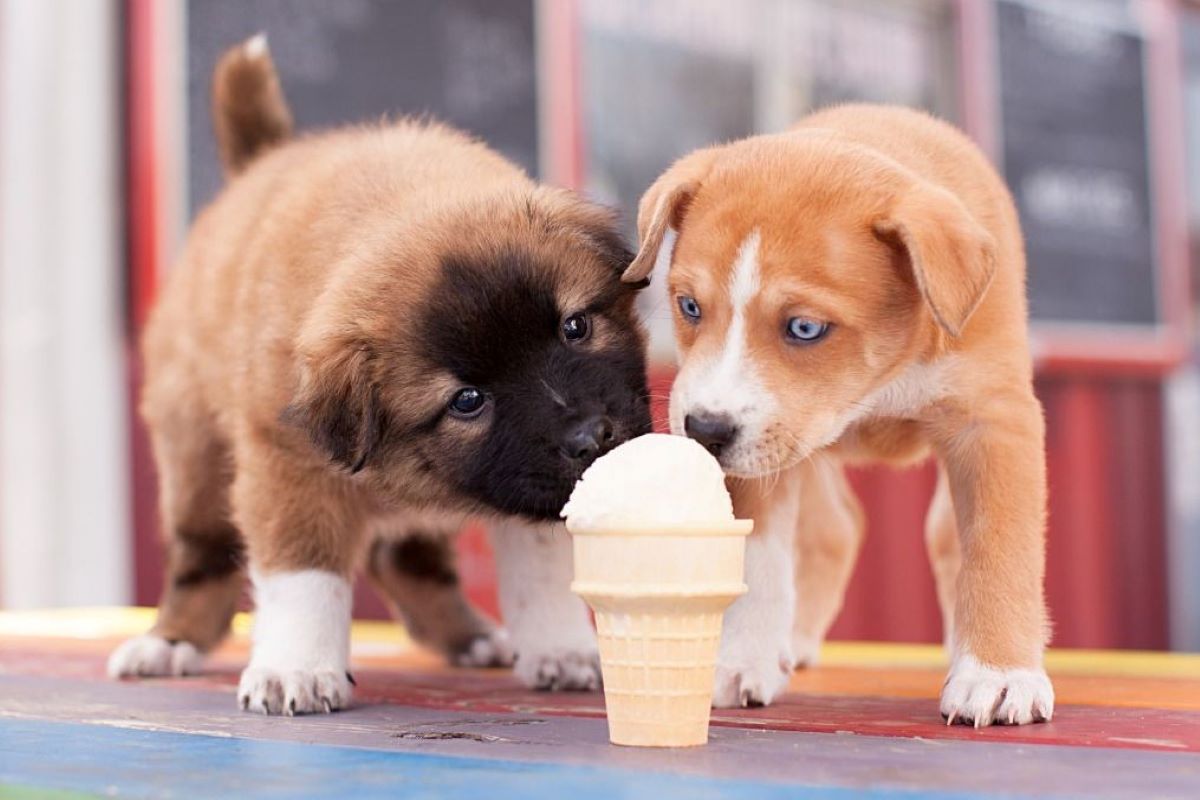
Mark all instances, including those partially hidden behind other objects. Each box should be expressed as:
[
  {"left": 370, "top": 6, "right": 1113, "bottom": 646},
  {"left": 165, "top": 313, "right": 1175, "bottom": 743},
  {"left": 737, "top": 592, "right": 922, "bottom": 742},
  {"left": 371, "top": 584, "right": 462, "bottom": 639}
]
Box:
[
  {"left": 410, "top": 238, "right": 652, "bottom": 520},
  {"left": 283, "top": 199, "right": 652, "bottom": 520}
]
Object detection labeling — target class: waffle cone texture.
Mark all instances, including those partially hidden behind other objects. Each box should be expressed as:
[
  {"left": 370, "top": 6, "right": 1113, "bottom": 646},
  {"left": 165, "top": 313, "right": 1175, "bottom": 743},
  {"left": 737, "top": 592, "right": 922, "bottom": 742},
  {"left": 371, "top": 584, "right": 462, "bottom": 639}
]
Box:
[{"left": 569, "top": 520, "right": 752, "bottom": 747}]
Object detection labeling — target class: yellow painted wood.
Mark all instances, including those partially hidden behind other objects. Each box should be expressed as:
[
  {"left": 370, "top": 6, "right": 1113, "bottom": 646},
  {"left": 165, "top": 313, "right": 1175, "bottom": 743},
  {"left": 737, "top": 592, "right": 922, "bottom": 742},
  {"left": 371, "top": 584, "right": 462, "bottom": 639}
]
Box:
[{"left": 2, "top": 608, "right": 1196, "bottom": 679}]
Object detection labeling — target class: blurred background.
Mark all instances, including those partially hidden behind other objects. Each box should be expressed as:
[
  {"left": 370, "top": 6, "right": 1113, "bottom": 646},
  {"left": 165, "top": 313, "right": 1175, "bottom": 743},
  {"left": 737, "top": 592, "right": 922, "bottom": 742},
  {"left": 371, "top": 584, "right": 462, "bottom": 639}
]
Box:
[{"left": 1, "top": 0, "right": 1197, "bottom": 652}]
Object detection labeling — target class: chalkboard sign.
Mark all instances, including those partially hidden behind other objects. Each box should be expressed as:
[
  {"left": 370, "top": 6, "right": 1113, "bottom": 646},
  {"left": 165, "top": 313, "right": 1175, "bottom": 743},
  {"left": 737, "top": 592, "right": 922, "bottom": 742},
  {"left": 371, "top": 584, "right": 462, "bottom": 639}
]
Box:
[
  {"left": 996, "top": 0, "right": 1158, "bottom": 327},
  {"left": 185, "top": 0, "right": 537, "bottom": 216}
]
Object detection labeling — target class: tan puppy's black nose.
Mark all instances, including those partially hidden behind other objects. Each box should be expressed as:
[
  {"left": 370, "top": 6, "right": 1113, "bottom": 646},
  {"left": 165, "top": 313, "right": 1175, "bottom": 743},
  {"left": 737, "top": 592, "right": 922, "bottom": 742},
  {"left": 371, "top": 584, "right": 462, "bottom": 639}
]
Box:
[
  {"left": 684, "top": 412, "right": 739, "bottom": 457},
  {"left": 565, "top": 415, "right": 614, "bottom": 462}
]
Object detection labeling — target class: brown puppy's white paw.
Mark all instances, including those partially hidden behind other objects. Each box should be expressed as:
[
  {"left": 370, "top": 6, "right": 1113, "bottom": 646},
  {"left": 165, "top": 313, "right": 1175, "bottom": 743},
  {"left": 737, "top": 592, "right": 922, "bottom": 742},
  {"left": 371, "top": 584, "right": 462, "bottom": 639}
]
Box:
[
  {"left": 107, "top": 634, "right": 203, "bottom": 679},
  {"left": 454, "top": 628, "right": 516, "bottom": 668},
  {"left": 712, "top": 652, "right": 792, "bottom": 708},
  {"left": 237, "top": 666, "right": 353, "bottom": 715},
  {"left": 516, "top": 648, "right": 601, "bottom": 691},
  {"left": 940, "top": 654, "right": 1054, "bottom": 727},
  {"left": 241, "top": 570, "right": 354, "bottom": 715}
]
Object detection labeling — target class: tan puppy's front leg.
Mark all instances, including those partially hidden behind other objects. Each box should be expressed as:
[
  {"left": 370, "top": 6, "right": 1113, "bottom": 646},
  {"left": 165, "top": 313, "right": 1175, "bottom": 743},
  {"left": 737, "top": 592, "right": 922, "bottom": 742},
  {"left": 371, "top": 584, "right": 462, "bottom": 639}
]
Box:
[
  {"left": 925, "top": 464, "right": 961, "bottom": 650},
  {"left": 792, "top": 457, "right": 865, "bottom": 666},
  {"left": 232, "top": 447, "right": 367, "bottom": 716},
  {"left": 935, "top": 394, "right": 1054, "bottom": 727},
  {"left": 714, "top": 473, "right": 799, "bottom": 707}
]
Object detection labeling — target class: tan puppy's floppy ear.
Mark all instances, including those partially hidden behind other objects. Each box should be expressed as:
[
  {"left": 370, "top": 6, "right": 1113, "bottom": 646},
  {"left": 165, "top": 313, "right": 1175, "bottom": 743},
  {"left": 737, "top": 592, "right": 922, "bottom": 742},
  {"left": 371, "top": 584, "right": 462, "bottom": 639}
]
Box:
[
  {"left": 281, "top": 343, "right": 385, "bottom": 474},
  {"left": 874, "top": 184, "right": 998, "bottom": 338},
  {"left": 622, "top": 181, "right": 697, "bottom": 285},
  {"left": 623, "top": 147, "right": 721, "bottom": 285}
]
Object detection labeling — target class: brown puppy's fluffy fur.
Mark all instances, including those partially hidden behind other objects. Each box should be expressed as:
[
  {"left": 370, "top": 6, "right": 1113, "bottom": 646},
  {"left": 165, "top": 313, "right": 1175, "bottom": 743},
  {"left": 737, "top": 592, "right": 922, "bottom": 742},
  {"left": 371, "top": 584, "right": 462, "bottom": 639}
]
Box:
[
  {"left": 627, "top": 104, "right": 1052, "bottom": 725},
  {"left": 112, "top": 39, "right": 649, "bottom": 711}
]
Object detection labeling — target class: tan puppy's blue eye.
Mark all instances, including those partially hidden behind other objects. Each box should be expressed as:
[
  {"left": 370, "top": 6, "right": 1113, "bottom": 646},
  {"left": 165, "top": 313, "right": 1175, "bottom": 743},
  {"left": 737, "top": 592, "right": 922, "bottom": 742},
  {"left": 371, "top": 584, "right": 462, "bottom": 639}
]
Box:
[
  {"left": 561, "top": 312, "right": 591, "bottom": 342},
  {"left": 678, "top": 295, "right": 701, "bottom": 322},
  {"left": 449, "top": 387, "right": 487, "bottom": 418},
  {"left": 786, "top": 317, "right": 830, "bottom": 342}
]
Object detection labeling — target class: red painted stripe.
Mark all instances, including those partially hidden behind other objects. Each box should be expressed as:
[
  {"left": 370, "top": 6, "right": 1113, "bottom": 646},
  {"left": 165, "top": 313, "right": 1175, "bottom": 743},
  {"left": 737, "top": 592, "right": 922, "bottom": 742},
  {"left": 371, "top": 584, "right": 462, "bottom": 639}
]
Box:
[
  {"left": 1046, "top": 379, "right": 1120, "bottom": 646},
  {"left": 126, "top": 0, "right": 159, "bottom": 334},
  {"left": 543, "top": 0, "right": 585, "bottom": 189},
  {"left": 125, "top": 0, "right": 167, "bottom": 607},
  {"left": 1109, "top": 379, "right": 1169, "bottom": 649}
]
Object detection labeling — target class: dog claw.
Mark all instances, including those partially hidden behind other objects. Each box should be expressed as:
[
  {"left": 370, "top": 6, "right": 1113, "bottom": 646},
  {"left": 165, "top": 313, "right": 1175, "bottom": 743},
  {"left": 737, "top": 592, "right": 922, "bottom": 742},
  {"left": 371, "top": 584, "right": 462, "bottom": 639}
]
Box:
[
  {"left": 740, "top": 688, "right": 764, "bottom": 708},
  {"left": 238, "top": 667, "right": 352, "bottom": 715}
]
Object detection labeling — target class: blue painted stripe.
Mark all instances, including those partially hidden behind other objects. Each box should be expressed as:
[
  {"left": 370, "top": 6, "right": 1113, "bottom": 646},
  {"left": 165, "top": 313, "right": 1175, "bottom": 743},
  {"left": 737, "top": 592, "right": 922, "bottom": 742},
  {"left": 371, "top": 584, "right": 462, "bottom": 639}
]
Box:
[{"left": 0, "top": 718, "right": 1011, "bottom": 800}]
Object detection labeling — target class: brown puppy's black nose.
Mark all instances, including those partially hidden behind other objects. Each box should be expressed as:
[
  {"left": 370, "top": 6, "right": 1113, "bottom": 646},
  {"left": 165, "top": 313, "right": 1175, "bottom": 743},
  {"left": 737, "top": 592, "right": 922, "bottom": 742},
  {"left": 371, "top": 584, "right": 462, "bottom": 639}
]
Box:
[
  {"left": 564, "top": 415, "right": 614, "bottom": 462},
  {"left": 684, "top": 412, "right": 739, "bottom": 457}
]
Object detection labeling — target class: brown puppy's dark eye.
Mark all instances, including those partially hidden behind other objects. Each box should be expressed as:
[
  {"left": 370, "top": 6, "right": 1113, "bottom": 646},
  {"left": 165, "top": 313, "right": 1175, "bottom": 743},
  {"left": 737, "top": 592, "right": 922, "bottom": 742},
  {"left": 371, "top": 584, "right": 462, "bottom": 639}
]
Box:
[
  {"left": 562, "top": 312, "right": 591, "bottom": 342},
  {"left": 449, "top": 387, "right": 487, "bottom": 418}
]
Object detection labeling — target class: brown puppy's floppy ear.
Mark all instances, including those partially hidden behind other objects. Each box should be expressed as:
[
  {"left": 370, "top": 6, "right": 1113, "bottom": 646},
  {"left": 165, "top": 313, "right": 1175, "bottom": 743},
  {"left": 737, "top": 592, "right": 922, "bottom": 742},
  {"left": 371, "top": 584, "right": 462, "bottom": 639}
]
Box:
[
  {"left": 874, "top": 183, "right": 998, "bottom": 338},
  {"left": 622, "top": 147, "right": 721, "bottom": 285},
  {"left": 551, "top": 193, "right": 639, "bottom": 283},
  {"left": 282, "top": 343, "right": 385, "bottom": 474}
]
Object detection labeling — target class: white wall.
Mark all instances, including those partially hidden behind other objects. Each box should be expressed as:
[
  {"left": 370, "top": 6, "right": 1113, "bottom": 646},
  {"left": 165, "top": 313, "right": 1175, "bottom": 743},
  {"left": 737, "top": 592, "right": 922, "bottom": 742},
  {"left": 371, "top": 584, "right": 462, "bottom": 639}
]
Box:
[{"left": 0, "top": 0, "right": 130, "bottom": 607}]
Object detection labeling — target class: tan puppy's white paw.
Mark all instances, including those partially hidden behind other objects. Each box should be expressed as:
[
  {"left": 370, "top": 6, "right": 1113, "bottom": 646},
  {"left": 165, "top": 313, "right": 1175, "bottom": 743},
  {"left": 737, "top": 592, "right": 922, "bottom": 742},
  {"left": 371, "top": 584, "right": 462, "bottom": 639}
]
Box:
[
  {"left": 237, "top": 666, "right": 353, "bottom": 715},
  {"left": 940, "top": 653, "right": 1054, "bottom": 728},
  {"left": 515, "top": 648, "right": 601, "bottom": 691},
  {"left": 712, "top": 651, "right": 792, "bottom": 708},
  {"left": 454, "top": 628, "right": 516, "bottom": 669},
  {"left": 107, "top": 634, "right": 203, "bottom": 678}
]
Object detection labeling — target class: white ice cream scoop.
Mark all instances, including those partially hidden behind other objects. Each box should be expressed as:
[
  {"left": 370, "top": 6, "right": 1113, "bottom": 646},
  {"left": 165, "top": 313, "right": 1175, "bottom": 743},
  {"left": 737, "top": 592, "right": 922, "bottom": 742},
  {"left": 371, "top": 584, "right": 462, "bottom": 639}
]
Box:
[{"left": 560, "top": 433, "right": 734, "bottom": 529}]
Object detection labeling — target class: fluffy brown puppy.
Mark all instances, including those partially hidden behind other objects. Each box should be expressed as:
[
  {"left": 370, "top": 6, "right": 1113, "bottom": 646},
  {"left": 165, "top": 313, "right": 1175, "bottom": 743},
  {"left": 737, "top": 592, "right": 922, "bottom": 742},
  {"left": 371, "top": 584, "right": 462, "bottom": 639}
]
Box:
[
  {"left": 625, "top": 104, "right": 1052, "bottom": 726},
  {"left": 108, "top": 36, "right": 651, "bottom": 713}
]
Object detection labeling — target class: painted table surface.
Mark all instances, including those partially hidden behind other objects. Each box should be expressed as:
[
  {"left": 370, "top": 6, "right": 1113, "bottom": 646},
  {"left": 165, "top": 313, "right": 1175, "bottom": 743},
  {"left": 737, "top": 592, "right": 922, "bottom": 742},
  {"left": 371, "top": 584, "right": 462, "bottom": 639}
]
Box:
[{"left": 1, "top": 609, "right": 1198, "bottom": 799}]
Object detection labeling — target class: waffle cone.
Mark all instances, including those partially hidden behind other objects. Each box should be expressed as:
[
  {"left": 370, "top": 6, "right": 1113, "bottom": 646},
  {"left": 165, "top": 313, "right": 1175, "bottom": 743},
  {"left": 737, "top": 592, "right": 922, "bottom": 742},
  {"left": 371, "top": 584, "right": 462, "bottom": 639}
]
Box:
[{"left": 568, "top": 520, "right": 752, "bottom": 747}]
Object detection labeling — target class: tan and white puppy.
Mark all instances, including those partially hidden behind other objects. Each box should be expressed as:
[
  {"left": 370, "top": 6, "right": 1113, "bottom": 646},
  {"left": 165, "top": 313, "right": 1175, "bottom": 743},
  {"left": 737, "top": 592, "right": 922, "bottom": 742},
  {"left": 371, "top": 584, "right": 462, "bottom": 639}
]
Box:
[
  {"left": 625, "top": 104, "right": 1053, "bottom": 727},
  {"left": 107, "top": 37, "right": 653, "bottom": 712}
]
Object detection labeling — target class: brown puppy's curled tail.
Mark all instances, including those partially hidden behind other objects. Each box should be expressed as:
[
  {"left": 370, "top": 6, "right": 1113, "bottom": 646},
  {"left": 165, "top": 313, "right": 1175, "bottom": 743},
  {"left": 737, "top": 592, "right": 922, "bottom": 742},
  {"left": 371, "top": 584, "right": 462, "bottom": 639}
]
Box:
[{"left": 212, "top": 33, "right": 293, "bottom": 177}]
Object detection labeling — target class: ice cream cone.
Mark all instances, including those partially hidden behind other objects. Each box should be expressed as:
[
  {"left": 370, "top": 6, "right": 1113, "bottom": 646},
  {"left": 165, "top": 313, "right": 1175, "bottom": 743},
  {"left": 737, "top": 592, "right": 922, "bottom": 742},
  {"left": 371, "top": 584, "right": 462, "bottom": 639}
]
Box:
[{"left": 568, "top": 520, "right": 753, "bottom": 747}]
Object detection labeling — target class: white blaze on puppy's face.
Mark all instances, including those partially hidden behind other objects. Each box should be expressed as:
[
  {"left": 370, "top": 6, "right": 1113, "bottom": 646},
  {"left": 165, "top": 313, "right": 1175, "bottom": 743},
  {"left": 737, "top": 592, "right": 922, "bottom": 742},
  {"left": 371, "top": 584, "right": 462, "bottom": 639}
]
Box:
[
  {"left": 653, "top": 226, "right": 679, "bottom": 281},
  {"left": 670, "top": 230, "right": 778, "bottom": 476}
]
